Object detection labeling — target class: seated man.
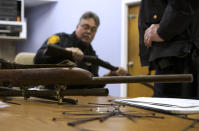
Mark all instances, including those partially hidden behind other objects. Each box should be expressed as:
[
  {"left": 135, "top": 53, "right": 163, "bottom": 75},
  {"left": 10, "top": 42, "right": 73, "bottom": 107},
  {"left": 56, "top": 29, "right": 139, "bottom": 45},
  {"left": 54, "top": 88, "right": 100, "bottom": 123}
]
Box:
[{"left": 34, "top": 11, "right": 127, "bottom": 89}]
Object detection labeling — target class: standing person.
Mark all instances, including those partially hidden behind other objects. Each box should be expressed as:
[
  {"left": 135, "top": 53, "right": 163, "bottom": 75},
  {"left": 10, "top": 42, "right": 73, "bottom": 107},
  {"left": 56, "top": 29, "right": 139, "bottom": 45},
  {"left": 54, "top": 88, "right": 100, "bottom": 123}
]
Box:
[
  {"left": 138, "top": 0, "right": 199, "bottom": 98},
  {"left": 34, "top": 11, "right": 127, "bottom": 89}
]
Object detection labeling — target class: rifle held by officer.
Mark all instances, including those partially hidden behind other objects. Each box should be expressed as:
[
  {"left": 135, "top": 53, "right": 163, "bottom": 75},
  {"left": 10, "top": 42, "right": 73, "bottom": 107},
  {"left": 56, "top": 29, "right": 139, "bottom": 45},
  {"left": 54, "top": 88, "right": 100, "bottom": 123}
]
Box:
[{"left": 44, "top": 44, "right": 118, "bottom": 71}]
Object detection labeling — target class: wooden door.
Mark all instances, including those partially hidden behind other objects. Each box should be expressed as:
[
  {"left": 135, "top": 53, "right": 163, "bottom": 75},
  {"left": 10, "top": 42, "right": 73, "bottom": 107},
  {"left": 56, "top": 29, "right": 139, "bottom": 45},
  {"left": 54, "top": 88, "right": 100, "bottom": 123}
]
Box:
[{"left": 127, "top": 5, "right": 154, "bottom": 97}]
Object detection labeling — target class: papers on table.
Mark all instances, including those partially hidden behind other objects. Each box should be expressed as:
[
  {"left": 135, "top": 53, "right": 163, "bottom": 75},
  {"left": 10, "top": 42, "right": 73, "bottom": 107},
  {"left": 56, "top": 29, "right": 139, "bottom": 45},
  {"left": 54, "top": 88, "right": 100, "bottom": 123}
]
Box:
[
  {"left": 114, "top": 97, "right": 199, "bottom": 114},
  {"left": 0, "top": 101, "right": 9, "bottom": 108}
]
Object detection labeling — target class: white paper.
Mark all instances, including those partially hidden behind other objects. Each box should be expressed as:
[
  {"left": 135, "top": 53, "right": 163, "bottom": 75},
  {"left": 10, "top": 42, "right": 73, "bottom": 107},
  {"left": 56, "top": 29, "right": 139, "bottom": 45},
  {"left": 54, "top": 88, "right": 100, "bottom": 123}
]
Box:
[
  {"left": 0, "top": 101, "right": 9, "bottom": 108},
  {"left": 114, "top": 97, "right": 199, "bottom": 114}
]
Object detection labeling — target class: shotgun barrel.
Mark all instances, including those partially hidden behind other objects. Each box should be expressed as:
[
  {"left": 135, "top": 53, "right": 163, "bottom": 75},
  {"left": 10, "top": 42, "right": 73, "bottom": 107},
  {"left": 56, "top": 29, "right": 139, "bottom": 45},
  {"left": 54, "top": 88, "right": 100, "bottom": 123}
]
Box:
[{"left": 90, "top": 74, "right": 193, "bottom": 84}]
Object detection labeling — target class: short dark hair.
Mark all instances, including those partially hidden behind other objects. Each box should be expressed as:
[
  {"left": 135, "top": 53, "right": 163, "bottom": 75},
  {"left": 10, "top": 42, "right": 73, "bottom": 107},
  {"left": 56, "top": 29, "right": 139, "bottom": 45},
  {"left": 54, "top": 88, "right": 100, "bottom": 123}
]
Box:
[{"left": 79, "top": 11, "right": 100, "bottom": 27}]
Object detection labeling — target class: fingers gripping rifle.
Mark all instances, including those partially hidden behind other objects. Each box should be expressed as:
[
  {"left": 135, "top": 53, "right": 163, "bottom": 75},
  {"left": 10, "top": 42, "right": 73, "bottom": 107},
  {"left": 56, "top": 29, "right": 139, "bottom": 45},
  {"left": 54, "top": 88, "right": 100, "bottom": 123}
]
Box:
[{"left": 44, "top": 45, "right": 153, "bottom": 89}]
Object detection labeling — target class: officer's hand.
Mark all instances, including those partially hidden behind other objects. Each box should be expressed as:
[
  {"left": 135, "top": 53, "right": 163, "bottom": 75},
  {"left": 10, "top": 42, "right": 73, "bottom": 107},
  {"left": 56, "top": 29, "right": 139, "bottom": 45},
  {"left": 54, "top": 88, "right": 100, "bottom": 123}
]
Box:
[
  {"left": 65, "top": 47, "right": 84, "bottom": 62},
  {"left": 144, "top": 24, "right": 164, "bottom": 48},
  {"left": 104, "top": 67, "right": 128, "bottom": 76}
]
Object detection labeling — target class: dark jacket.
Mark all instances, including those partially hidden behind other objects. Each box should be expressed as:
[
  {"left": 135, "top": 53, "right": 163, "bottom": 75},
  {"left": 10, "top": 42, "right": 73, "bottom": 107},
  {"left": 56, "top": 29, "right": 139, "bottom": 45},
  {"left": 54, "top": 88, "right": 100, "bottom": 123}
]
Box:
[
  {"left": 170, "top": 0, "right": 199, "bottom": 15},
  {"left": 138, "top": 0, "right": 199, "bottom": 66}
]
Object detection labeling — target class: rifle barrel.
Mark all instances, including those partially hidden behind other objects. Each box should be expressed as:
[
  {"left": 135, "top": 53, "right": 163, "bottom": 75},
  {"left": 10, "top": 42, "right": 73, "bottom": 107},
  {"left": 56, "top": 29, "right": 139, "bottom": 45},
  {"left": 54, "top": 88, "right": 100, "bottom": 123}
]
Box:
[{"left": 90, "top": 74, "right": 193, "bottom": 84}]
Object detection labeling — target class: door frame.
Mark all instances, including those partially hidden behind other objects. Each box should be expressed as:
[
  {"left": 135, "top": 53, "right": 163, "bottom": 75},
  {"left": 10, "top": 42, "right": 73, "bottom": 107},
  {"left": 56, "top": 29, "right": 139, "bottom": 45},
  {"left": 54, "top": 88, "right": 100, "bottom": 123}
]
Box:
[{"left": 120, "top": 0, "right": 141, "bottom": 97}]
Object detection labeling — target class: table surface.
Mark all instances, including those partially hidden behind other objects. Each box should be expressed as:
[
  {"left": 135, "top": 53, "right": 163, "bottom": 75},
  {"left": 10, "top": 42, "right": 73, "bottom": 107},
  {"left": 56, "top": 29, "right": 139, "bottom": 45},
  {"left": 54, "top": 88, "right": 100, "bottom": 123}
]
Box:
[{"left": 0, "top": 96, "right": 199, "bottom": 131}]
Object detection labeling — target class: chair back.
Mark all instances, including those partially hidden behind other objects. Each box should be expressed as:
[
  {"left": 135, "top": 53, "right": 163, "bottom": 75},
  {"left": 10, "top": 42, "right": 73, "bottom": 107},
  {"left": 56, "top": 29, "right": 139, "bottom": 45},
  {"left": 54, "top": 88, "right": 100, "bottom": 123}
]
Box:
[{"left": 14, "top": 52, "right": 36, "bottom": 65}]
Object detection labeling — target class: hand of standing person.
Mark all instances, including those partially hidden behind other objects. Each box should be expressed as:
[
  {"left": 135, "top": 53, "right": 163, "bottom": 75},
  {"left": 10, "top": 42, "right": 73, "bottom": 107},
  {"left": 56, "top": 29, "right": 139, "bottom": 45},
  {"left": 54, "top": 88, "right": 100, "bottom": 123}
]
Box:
[{"left": 144, "top": 24, "right": 164, "bottom": 48}]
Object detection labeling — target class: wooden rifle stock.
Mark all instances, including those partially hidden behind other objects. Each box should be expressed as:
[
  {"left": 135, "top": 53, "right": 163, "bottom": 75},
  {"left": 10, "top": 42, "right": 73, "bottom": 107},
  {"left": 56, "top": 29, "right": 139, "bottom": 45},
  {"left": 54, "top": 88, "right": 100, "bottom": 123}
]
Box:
[
  {"left": 44, "top": 44, "right": 118, "bottom": 71},
  {"left": 0, "top": 67, "right": 93, "bottom": 87}
]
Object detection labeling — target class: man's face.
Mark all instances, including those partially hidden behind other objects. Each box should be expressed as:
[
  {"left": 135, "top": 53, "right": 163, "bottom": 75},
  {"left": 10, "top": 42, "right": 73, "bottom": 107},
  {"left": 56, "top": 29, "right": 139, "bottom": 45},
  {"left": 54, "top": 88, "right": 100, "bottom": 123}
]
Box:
[{"left": 75, "top": 18, "right": 98, "bottom": 45}]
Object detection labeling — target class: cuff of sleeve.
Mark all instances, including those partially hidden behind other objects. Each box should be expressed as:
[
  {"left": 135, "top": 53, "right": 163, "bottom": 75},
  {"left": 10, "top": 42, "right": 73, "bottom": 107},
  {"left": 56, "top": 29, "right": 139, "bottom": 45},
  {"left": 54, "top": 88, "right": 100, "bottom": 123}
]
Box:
[{"left": 157, "top": 27, "right": 172, "bottom": 41}]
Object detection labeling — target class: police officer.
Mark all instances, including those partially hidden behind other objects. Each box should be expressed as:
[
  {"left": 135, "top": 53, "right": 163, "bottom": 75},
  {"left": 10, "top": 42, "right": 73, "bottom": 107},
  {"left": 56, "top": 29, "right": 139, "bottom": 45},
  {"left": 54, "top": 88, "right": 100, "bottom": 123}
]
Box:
[
  {"left": 34, "top": 11, "right": 127, "bottom": 89},
  {"left": 139, "top": 0, "right": 199, "bottom": 98}
]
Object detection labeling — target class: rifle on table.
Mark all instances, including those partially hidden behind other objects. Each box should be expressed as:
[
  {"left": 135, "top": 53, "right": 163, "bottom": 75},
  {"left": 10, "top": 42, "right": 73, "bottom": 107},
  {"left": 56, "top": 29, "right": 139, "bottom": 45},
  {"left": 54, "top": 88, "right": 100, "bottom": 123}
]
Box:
[
  {"left": 0, "top": 67, "right": 193, "bottom": 86},
  {"left": 0, "top": 67, "right": 193, "bottom": 104}
]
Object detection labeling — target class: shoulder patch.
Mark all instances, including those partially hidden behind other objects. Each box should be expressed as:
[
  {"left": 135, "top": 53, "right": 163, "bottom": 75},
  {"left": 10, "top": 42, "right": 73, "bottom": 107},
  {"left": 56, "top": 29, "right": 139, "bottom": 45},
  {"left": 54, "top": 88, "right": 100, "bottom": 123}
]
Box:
[{"left": 47, "top": 35, "right": 60, "bottom": 44}]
